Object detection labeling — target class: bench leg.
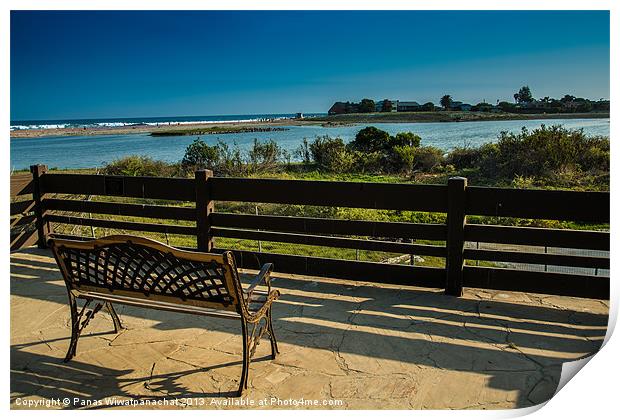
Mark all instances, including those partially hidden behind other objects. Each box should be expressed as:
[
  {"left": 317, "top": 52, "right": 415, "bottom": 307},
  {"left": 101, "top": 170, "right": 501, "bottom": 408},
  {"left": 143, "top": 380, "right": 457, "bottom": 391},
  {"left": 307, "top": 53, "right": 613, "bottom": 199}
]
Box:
[
  {"left": 267, "top": 307, "right": 279, "bottom": 359},
  {"left": 105, "top": 302, "right": 124, "bottom": 333},
  {"left": 238, "top": 319, "right": 250, "bottom": 397},
  {"left": 65, "top": 294, "right": 79, "bottom": 362},
  {"left": 64, "top": 297, "right": 102, "bottom": 363}
]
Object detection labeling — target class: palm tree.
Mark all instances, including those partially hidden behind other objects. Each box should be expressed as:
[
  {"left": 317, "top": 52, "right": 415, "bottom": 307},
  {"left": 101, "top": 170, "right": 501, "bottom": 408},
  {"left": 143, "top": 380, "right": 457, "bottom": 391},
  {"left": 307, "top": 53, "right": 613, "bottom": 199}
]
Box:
[{"left": 440, "top": 95, "right": 452, "bottom": 110}]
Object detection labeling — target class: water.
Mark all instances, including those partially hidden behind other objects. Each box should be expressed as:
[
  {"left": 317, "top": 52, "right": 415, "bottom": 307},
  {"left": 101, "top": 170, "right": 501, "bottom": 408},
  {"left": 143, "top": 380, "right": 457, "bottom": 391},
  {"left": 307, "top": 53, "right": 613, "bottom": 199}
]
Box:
[
  {"left": 10, "top": 118, "right": 610, "bottom": 170},
  {"left": 9, "top": 113, "right": 320, "bottom": 131}
]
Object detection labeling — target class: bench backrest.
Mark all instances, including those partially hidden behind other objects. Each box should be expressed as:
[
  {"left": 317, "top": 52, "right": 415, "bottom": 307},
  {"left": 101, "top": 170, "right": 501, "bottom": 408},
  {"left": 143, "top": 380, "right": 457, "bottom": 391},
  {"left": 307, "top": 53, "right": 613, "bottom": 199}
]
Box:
[{"left": 49, "top": 235, "right": 243, "bottom": 310}]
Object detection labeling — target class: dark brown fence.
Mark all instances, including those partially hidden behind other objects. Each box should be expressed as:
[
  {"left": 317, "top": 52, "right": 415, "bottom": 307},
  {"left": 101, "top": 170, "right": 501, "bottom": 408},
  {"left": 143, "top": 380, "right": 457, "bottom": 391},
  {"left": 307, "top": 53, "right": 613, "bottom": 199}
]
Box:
[{"left": 11, "top": 164, "right": 610, "bottom": 300}]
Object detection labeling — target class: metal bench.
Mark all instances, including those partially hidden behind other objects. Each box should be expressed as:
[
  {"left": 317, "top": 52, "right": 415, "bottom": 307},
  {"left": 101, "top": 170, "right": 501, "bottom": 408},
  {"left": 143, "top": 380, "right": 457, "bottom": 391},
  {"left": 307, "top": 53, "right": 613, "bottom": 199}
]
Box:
[{"left": 48, "top": 234, "right": 280, "bottom": 396}]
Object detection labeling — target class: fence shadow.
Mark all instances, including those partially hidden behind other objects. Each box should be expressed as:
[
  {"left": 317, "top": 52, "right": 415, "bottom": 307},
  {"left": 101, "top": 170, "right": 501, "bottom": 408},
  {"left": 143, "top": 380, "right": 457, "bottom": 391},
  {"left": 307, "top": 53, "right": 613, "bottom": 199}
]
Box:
[{"left": 10, "top": 248, "right": 608, "bottom": 408}]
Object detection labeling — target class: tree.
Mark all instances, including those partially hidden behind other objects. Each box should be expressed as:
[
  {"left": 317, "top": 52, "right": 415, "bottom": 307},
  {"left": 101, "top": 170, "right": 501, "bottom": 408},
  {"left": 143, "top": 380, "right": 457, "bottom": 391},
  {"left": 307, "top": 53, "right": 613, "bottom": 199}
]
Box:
[
  {"left": 381, "top": 99, "right": 393, "bottom": 112},
  {"left": 498, "top": 101, "right": 517, "bottom": 112},
  {"left": 421, "top": 102, "right": 435, "bottom": 111},
  {"left": 181, "top": 138, "right": 219, "bottom": 172},
  {"left": 440, "top": 95, "right": 452, "bottom": 110},
  {"left": 473, "top": 102, "right": 492, "bottom": 112},
  {"left": 359, "top": 98, "right": 376, "bottom": 113},
  {"left": 348, "top": 126, "right": 391, "bottom": 152},
  {"left": 561, "top": 94, "right": 576, "bottom": 103},
  {"left": 514, "top": 86, "right": 533, "bottom": 103},
  {"left": 391, "top": 132, "right": 421, "bottom": 148}
]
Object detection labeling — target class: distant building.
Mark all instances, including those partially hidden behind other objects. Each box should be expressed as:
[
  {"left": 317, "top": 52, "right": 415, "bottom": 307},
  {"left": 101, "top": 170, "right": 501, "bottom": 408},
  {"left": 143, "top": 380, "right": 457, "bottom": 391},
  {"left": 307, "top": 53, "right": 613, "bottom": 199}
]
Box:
[
  {"left": 375, "top": 99, "right": 398, "bottom": 112},
  {"left": 329, "top": 98, "right": 434, "bottom": 114},
  {"left": 328, "top": 102, "right": 360, "bottom": 115},
  {"left": 397, "top": 101, "right": 421, "bottom": 112},
  {"left": 451, "top": 102, "right": 472, "bottom": 111}
]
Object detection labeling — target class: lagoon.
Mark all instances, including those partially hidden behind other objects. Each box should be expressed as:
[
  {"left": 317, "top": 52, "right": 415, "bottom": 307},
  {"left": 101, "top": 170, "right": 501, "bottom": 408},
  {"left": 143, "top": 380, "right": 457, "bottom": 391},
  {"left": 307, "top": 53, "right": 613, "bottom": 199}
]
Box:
[{"left": 10, "top": 118, "right": 610, "bottom": 170}]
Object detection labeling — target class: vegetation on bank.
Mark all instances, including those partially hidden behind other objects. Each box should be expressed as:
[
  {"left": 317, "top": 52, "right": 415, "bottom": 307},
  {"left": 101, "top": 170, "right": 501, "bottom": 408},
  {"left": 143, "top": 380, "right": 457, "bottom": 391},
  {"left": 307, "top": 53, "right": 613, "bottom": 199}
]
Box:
[
  {"left": 101, "top": 124, "right": 609, "bottom": 192},
  {"left": 305, "top": 110, "right": 609, "bottom": 124},
  {"left": 149, "top": 126, "right": 289, "bottom": 136},
  {"left": 325, "top": 85, "right": 609, "bottom": 116}
]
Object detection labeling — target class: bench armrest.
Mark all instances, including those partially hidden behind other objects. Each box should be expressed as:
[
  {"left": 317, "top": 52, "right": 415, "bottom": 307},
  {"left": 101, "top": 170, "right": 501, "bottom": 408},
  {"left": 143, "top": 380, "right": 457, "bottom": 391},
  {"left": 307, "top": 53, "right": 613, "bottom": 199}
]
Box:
[{"left": 245, "top": 263, "right": 273, "bottom": 301}]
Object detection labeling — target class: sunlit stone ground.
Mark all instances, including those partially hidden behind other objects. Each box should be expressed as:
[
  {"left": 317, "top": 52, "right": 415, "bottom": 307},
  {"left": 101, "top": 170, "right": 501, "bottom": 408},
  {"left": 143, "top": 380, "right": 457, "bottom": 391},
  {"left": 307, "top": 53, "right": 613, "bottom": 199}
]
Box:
[{"left": 10, "top": 248, "right": 608, "bottom": 410}]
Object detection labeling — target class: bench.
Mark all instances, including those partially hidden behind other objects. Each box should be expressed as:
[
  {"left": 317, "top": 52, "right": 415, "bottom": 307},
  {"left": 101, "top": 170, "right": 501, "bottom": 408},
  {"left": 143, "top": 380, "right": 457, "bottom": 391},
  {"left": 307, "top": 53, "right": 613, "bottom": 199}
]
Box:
[{"left": 48, "top": 234, "right": 280, "bottom": 396}]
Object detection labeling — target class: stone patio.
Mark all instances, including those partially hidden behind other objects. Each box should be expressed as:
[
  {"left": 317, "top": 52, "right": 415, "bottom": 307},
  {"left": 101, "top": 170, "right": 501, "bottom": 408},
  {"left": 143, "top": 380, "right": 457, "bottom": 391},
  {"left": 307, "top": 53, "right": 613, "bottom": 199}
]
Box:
[{"left": 10, "top": 248, "right": 608, "bottom": 409}]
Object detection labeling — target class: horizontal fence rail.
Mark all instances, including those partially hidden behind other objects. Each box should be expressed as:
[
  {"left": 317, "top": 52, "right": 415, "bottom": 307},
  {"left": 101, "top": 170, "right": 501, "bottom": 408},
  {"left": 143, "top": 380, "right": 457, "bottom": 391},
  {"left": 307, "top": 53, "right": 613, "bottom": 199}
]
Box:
[
  {"left": 466, "top": 186, "right": 610, "bottom": 223},
  {"left": 209, "top": 177, "right": 448, "bottom": 211},
  {"left": 40, "top": 173, "right": 195, "bottom": 201},
  {"left": 464, "top": 224, "right": 610, "bottom": 250},
  {"left": 10, "top": 165, "right": 610, "bottom": 300},
  {"left": 216, "top": 248, "right": 445, "bottom": 289}
]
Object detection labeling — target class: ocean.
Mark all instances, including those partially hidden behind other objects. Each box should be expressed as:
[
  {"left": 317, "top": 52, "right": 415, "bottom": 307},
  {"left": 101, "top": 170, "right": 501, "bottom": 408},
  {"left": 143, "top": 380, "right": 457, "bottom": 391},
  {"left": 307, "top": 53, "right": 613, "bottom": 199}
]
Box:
[
  {"left": 9, "top": 113, "right": 318, "bottom": 131},
  {"left": 9, "top": 116, "right": 610, "bottom": 171}
]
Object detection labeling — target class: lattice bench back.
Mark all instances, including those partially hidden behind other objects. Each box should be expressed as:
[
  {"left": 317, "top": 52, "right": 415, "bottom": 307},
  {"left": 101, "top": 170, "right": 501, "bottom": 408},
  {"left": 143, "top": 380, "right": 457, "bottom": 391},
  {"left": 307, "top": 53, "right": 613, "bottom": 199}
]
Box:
[{"left": 49, "top": 235, "right": 243, "bottom": 310}]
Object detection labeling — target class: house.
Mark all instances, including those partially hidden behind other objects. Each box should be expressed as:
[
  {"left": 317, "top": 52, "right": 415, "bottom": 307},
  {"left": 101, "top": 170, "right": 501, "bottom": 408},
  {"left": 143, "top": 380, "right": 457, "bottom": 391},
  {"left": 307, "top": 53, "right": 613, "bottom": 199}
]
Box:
[
  {"left": 328, "top": 102, "right": 360, "bottom": 115},
  {"left": 375, "top": 99, "right": 398, "bottom": 112},
  {"left": 451, "top": 102, "right": 472, "bottom": 111},
  {"left": 397, "top": 101, "right": 421, "bottom": 112}
]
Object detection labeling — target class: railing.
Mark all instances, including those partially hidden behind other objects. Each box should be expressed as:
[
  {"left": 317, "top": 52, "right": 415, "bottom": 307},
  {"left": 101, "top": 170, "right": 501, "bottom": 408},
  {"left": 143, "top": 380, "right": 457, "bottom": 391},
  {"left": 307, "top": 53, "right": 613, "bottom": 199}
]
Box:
[{"left": 11, "top": 164, "right": 610, "bottom": 300}]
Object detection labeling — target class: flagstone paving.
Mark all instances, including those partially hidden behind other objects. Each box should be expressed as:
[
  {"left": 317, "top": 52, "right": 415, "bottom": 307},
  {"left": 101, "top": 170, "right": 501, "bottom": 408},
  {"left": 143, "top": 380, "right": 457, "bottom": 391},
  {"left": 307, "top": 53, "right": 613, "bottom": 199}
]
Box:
[{"left": 10, "top": 248, "right": 608, "bottom": 409}]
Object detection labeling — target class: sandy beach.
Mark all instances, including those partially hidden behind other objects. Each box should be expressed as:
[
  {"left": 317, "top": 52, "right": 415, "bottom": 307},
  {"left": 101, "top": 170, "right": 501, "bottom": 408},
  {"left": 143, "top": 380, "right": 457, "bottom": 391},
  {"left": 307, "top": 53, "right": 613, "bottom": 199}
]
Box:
[{"left": 9, "top": 119, "right": 323, "bottom": 138}]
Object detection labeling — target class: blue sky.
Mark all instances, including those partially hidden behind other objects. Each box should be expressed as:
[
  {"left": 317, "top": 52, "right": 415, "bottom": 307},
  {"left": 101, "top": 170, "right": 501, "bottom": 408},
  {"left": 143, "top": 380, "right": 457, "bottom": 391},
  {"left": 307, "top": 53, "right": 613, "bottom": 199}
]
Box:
[{"left": 10, "top": 10, "right": 610, "bottom": 121}]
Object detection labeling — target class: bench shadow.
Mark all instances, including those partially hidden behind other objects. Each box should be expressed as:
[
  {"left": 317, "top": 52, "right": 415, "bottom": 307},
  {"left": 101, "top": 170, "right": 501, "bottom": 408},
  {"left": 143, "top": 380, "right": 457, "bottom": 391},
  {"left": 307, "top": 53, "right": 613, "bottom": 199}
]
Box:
[
  {"left": 11, "top": 344, "right": 269, "bottom": 408},
  {"left": 10, "top": 248, "right": 609, "bottom": 408}
]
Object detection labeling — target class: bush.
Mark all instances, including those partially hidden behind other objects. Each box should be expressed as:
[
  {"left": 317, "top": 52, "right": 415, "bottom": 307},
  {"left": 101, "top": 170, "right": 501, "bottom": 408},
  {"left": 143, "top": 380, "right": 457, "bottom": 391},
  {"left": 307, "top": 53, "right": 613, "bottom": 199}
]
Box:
[
  {"left": 309, "top": 136, "right": 354, "bottom": 172},
  {"left": 390, "top": 132, "right": 421, "bottom": 148},
  {"left": 247, "top": 139, "right": 285, "bottom": 173},
  {"left": 181, "top": 139, "right": 220, "bottom": 173},
  {"left": 389, "top": 145, "right": 417, "bottom": 173},
  {"left": 296, "top": 138, "right": 312, "bottom": 164},
  {"left": 446, "top": 125, "right": 610, "bottom": 183},
  {"left": 348, "top": 126, "right": 391, "bottom": 152},
  {"left": 489, "top": 125, "right": 609, "bottom": 178},
  {"left": 413, "top": 146, "right": 445, "bottom": 172},
  {"left": 214, "top": 141, "right": 245, "bottom": 176},
  {"left": 446, "top": 143, "right": 498, "bottom": 170},
  {"left": 180, "top": 138, "right": 248, "bottom": 176},
  {"left": 350, "top": 150, "right": 384, "bottom": 173},
  {"left": 102, "top": 156, "right": 175, "bottom": 177}
]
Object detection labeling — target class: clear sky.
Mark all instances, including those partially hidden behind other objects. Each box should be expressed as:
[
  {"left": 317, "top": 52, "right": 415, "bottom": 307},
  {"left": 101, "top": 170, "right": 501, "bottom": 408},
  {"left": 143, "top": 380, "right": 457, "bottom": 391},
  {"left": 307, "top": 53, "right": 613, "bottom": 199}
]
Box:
[{"left": 10, "top": 10, "right": 610, "bottom": 121}]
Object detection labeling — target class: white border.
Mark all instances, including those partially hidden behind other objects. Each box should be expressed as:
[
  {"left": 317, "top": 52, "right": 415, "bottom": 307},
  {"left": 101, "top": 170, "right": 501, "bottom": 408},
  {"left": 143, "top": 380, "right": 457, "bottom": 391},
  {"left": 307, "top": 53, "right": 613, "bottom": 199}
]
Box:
[{"left": 2, "top": 2, "right": 616, "bottom": 420}]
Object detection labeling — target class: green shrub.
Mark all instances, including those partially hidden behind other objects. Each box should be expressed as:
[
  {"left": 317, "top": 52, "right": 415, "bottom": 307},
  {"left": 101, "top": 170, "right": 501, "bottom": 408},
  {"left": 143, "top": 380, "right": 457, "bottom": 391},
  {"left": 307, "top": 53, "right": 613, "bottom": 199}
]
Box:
[
  {"left": 390, "top": 132, "right": 421, "bottom": 148},
  {"left": 309, "top": 136, "right": 354, "bottom": 173},
  {"left": 102, "top": 156, "right": 175, "bottom": 177},
  {"left": 413, "top": 146, "right": 445, "bottom": 172},
  {"left": 347, "top": 126, "right": 392, "bottom": 152},
  {"left": 181, "top": 138, "right": 220, "bottom": 173},
  {"left": 447, "top": 143, "right": 499, "bottom": 170},
  {"left": 350, "top": 150, "right": 384, "bottom": 173},
  {"left": 214, "top": 141, "right": 245, "bottom": 176},
  {"left": 180, "top": 138, "right": 248, "bottom": 176},
  {"left": 247, "top": 139, "right": 285, "bottom": 173},
  {"left": 389, "top": 145, "right": 417, "bottom": 173},
  {"left": 488, "top": 125, "right": 609, "bottom": 178}
]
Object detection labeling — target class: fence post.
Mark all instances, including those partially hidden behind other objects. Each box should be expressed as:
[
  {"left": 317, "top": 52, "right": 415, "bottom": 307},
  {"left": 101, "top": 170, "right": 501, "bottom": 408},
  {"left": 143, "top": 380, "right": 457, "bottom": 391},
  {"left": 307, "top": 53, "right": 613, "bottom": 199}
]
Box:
[
  {"left": 30, "top": 164, "right": 51, "bottom": 248},
  {"left": 445, "top": 176, "right": 467, "bottom": 296},
  {"left": 195, "top": 169, "right": 214, "bottom": 252}
]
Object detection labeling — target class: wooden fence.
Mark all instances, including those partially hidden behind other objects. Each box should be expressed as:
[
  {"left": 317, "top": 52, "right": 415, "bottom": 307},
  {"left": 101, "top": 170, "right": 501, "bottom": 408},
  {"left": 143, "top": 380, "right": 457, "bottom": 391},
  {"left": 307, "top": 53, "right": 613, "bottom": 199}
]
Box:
[{"left": 10, "top": 164, "right": 610, "bottom": 299}]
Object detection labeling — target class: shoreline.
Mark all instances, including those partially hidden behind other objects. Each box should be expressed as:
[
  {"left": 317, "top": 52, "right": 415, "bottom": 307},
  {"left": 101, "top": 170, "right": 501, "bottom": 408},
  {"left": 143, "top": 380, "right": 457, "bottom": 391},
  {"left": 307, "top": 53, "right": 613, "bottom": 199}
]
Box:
[{"left": 10, "top": 111, "right": 609, "bottom": 139}]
